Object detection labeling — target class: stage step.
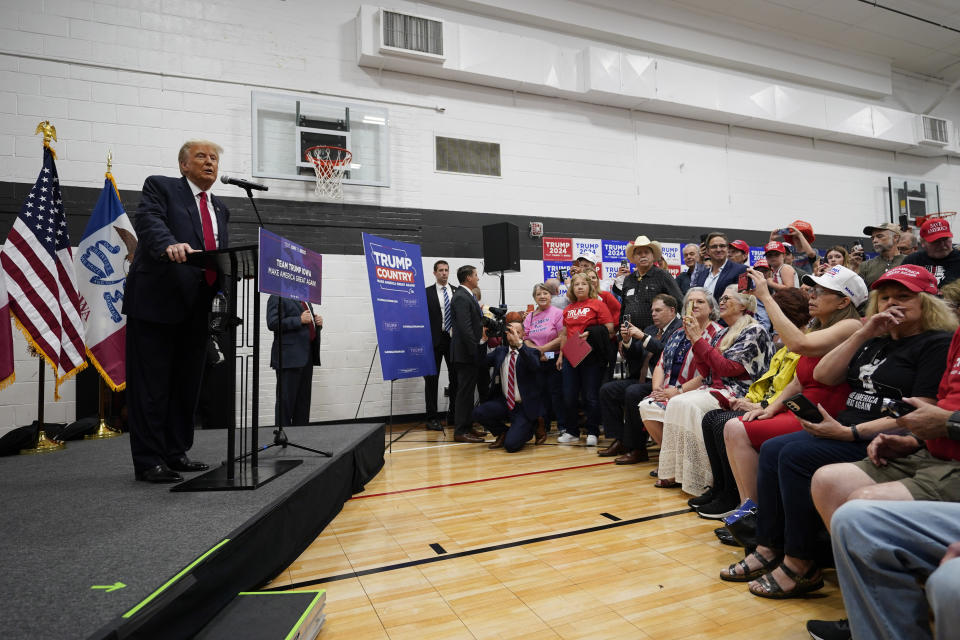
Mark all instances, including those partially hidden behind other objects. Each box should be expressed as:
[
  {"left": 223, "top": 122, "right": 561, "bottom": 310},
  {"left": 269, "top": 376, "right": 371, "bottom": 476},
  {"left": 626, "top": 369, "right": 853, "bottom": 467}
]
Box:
[{"left": 195, "top": 590, "right": 325, "bottom": 640}]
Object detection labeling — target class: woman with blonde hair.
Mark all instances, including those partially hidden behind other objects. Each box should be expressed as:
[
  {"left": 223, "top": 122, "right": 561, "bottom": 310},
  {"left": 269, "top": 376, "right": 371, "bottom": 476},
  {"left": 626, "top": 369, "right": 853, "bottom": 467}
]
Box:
[
  {"left": 816, "top": 245, "right": 851, "bottom": 275},
  {"left": 557, "top": 272, "right": 615, "bottom": 446},
  {"left": 654, "top": 284, "right": 774, "bottom": 491},
  {"left": 727, "top": 265, "right": 956, "bottom": 599}
]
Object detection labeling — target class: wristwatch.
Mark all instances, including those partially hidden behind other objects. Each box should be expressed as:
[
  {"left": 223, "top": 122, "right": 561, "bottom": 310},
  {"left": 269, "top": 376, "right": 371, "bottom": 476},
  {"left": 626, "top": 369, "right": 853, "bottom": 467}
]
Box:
[
  {"left": 947, "top": 411, "right": 960, "bottom": 441},
  {"left": 760, "top": 400, "right": 769, "bottom": 409}
]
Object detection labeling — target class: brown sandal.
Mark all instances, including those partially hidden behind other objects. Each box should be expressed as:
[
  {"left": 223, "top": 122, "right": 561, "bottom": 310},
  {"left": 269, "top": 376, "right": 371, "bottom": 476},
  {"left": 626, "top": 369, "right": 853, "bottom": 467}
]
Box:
[
  {"left": 749, "top": 562, "right": 823, "bottom": 599},
  {"left": 653, "top": 478, "right": 680, "bottom": 489},
  {"left": 720, "top": 550, "right": 780, "bottom": 582}
]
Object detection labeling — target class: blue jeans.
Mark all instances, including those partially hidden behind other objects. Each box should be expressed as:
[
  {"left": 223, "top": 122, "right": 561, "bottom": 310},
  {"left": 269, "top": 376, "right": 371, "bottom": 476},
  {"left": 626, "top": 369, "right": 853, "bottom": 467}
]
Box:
[
  {"left": 832, "top": 500, "right": 960, "bottom": 640},
  {"left": 562, "top": 359, "right": 603, "bottom": 436},
  {"left": 755, "top": 430, "right": 867, "bottom": 559}
]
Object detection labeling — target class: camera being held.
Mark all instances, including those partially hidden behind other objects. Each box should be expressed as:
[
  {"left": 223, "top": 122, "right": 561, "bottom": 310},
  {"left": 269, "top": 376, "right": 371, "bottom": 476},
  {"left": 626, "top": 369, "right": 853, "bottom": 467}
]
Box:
[{"left": 482, "top": 304, "right": 509, "bottom": 339}]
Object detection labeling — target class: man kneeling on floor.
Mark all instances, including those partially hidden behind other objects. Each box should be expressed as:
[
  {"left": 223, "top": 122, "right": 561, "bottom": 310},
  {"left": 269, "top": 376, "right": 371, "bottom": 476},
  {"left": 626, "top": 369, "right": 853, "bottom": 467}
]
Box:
[{"left": 473, "top": 321, "right": 543, "bottom": 452}]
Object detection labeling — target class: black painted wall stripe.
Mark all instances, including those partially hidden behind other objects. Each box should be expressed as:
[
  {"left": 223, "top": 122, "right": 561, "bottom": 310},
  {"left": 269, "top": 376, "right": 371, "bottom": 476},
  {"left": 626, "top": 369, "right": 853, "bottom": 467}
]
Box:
[
  {"left": 0, "top": 180, "right": 858, "bottom": 261},
  {"left": 264, "top": 507, "right": 692, "bottom": 591}
]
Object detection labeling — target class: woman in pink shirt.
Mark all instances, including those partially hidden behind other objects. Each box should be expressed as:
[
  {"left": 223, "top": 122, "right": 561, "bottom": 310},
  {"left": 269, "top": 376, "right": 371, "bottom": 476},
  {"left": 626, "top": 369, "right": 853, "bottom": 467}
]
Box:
[{"left": 524, "top": 283, "right": 565, "bottom": 441}]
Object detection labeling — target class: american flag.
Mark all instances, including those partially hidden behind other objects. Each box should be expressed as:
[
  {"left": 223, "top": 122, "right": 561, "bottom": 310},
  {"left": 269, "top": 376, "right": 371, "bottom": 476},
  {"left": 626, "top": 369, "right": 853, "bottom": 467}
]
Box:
[{"left": 1, "top": 146, "right": 86, "bottom": 398}]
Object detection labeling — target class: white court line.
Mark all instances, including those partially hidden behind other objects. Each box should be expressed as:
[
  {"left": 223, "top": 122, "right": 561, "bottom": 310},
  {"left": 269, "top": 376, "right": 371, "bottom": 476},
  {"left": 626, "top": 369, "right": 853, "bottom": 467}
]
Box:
[{"left": 388, "top": 442, "right": 476, "bottom": 453}]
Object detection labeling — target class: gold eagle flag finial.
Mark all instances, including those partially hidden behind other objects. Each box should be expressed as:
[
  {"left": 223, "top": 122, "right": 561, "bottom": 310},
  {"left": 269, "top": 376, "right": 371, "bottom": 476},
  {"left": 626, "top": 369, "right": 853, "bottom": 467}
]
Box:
[{"left": 35, "top": 120, "right": 57, "bottom": 158}]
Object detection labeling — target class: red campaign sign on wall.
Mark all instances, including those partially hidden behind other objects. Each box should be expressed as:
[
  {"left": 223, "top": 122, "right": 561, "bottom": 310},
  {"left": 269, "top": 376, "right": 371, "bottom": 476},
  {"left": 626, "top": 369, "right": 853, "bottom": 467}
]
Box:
[
  {"left": 542, "top": 237, "right": 573, "bottom": 261},
  {"left": 666, "top": 264, "right": 681, "bottom": 277}
]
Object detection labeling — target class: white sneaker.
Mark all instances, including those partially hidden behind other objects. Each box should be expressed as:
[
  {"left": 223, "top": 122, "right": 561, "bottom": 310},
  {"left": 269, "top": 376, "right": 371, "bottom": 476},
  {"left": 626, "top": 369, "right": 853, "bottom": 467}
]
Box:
[
  {"left": 557, "top": 432, "right": 579, "bottom": 444},
  {"left": 585, "top": 435, "right": 598, "bottom": 446}
]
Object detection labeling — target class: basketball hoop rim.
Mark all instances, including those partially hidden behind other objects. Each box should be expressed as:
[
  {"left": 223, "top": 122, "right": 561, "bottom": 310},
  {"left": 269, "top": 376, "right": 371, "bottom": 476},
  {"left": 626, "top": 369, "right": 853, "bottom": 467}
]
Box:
[{"left": 304, "top": 145, "right": 352, "bottom": 168}]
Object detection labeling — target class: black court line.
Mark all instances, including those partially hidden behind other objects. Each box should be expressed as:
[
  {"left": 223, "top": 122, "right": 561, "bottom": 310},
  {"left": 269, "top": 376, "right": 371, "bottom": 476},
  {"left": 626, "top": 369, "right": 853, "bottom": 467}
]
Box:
[
  {"left": 600, "top": 512, "right": 621, "bottom": 521},
  {"left": 265, "top": 507, "right": 692, "bottom": 591},
  {"left": 429, "top": 543, "right": 447, "bottom": 555}
]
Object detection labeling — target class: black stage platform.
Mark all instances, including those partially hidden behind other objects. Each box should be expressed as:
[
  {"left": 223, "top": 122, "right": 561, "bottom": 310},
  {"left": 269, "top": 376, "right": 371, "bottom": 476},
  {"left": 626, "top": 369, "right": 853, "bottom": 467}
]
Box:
[{"left": 0, "top": 423, "right": 384, "bottom": 640}]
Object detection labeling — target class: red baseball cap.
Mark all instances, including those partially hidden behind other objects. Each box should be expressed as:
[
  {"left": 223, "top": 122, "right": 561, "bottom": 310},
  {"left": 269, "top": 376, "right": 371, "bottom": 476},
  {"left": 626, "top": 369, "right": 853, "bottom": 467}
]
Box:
[
  {"left": 790, "top": 220, "right": 815, "bottom": 244},
  {"left": 730, "top": 240, "right": 750, "bottom": 254},
  {"left": 870, "top": 264, "right": 939, "bottom": 295},
  {"left": 753, "top": 257, "right": 770, "bottom": 269},
  {"left": 920, "top": 218, "right": 952, "bottom": 242},
  {"left": 764, "top": 241, "right": 785, "bottom": 254}
]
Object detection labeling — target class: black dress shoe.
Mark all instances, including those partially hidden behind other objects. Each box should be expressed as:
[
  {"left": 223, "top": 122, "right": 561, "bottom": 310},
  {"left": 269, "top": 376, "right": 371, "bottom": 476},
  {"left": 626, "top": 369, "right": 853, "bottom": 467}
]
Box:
[
  {"left": 687, "top": 488, "right": 715, "bottom": 508},
  {"left": 454, "top": 433, "right": 485, "bottom": 443},
  {"left": 167, "top": 456, "right": 209, "bottom": 472},
  {"left": 137, "top": 465, "right": 183, "bottom": 483},
  {"left": 425, "top": 419, "right": 444, "bottom": 431}
]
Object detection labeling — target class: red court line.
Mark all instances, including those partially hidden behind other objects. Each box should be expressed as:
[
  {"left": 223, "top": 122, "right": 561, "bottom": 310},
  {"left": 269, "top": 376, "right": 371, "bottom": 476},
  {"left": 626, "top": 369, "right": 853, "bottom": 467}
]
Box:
[{"left": 351, "top": 461, "right": 615, "bottom": 499}]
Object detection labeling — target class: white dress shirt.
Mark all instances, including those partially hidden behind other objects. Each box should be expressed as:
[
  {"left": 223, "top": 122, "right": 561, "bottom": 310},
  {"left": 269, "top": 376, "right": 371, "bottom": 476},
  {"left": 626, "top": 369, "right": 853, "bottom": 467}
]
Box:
[
  {"left": 434, "top": 282, "right": 454, "bottom": 335},
  {"left": 500, "top": 347, "right": 522, "bottom": 405}
]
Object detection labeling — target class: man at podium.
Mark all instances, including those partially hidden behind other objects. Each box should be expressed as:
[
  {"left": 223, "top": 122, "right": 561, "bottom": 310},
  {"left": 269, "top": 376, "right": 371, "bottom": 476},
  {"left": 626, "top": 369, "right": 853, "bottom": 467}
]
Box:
[{"left": 123, "top": 140, "right": 231, "bottom": 483}]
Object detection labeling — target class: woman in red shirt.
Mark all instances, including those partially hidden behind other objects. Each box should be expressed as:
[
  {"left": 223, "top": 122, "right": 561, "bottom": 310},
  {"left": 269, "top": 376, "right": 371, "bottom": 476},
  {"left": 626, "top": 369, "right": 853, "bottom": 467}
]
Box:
[{"left": 557, "top": 272, "right": 615, "bottom": 446}]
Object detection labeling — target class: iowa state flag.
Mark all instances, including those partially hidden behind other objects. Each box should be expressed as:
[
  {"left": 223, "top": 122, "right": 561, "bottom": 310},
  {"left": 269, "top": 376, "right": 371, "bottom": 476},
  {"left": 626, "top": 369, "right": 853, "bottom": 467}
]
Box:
[{"left": 75, "top": 173, "right": 137, "bottom": 390}]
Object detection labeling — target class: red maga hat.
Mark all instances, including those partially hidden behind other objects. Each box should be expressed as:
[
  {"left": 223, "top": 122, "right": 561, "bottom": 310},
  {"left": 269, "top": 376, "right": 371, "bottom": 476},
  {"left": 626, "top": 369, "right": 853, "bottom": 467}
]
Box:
[
  {"left": 920, "top": 218, "right": 952, "bottom": 242},
  {"left": 870, "top": 264, "right": 938, "bottom": 295},
  {"left": 729, "top": 240, "right": 750, "bottom": 254},
  {"left": 764, "top": 241, "right": 786, "bottom": 254}
]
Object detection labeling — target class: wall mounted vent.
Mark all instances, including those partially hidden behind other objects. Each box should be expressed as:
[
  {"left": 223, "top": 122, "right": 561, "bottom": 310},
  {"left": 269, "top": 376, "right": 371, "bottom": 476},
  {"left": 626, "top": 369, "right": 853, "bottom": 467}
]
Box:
[
  {"left": 379, "top": 9, "right": 445, "bottom": 61},
  {"left": 918, "top": 115, "right": 951, "bottom": 146},
  {"left": 436, "top": 136, "right": 501, "bottom": 176}
]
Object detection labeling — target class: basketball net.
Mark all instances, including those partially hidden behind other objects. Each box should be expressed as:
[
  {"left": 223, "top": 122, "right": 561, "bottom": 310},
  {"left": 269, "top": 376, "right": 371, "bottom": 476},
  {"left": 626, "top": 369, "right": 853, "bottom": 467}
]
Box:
[{"left": 305, "top": 146, "right": 352, "bottom": 199}]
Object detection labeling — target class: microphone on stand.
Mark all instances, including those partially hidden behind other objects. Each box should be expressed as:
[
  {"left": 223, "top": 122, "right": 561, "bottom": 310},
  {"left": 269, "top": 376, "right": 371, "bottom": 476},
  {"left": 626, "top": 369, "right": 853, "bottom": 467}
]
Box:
[{"left": 220, "top": 174, "right": 269, "bottom": 192}]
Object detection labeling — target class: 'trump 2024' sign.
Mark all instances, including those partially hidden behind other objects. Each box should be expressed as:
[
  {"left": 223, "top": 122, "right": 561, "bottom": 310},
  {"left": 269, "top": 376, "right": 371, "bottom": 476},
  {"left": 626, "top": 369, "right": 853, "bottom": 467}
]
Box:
[{"left": 362, "top": 232, "right": 436, "bottom": 381}]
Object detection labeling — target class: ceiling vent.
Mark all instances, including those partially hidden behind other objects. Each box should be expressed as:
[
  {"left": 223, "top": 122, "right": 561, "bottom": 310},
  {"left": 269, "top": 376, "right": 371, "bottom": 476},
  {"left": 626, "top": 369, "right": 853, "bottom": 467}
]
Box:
[
  {"left": 379, "top": 9, "right": 445, "bottom": 62},
  {"left": 917, "top": 115, "right": 951, "bottom": 146}
]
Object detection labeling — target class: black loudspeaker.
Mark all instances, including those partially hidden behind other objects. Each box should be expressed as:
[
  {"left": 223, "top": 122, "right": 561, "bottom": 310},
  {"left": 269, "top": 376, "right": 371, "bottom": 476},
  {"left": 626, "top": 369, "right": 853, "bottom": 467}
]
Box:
[{"left": 482, "top": 222, "right": 520, "bottom": 273}]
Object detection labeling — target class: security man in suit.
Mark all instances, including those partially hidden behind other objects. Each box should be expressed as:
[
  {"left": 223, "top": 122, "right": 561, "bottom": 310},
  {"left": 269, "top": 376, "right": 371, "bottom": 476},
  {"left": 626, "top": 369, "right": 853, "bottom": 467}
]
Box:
[
  {"left": 123, "top": 140, "right": 229, "bottom": 483},
  {"left": 472, "top": 321, "right": 543, "bottom": 452},
  {"left": 450, "top": 264, "right": 485, "bottom": 443},
  {"left": 267, "top": 295, "right": 323, "bottom": 426},
  {"left": 423, "top": 260, "right": 457, "bottom": 431}
]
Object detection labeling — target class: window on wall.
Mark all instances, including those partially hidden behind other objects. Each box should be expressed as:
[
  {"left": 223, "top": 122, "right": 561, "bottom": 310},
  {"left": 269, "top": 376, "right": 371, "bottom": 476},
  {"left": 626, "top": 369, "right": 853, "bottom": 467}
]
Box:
[
  {"left": 435, "top": 136, "right": 501, "bottom": 177},
  {"left": 251, "top": 91, "right": 390, "bottom": 187}
]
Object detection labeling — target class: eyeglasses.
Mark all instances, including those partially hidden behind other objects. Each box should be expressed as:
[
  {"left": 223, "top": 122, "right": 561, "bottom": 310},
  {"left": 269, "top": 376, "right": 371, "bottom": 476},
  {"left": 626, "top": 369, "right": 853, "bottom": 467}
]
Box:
[
  {"left": 719, "top": 295, "right": 738, "bottom": 303},
  {"left": 709, "top": 244, "right": 728, "bottom": 250},
  {"left": 810, "top": 286, "right": 840, "bottom": 298}
]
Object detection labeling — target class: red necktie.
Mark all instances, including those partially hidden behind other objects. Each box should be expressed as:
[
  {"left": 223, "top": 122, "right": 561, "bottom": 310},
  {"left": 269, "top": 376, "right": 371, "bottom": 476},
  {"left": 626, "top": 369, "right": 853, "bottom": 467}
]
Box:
[
  {"left": 302, "top": 301, "right": 316, "bottom": 341},
  {"left": 197, "top": 191, "right": 217, "bottom": 285},
  {"left": 506, "top": 349, "right": 517, "bottom": 410}
]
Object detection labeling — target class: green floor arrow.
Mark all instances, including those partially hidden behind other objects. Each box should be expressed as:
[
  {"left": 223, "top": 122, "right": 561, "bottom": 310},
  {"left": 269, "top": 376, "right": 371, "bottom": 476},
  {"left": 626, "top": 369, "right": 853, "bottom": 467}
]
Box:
[{"left": 91, "top": 582, "right": 126, "bottom": 593}]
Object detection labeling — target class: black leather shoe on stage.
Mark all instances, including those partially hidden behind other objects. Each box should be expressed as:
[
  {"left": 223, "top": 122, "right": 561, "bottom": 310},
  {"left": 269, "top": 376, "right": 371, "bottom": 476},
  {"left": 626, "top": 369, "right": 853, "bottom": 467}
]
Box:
[
  {"left": 137, "top": 465, "right": 183, "bottom": 483},
  {"left": 166, "top": 456, "right": 209, "bottom": 472},
  {"left": 425, "top": 419, "right": 444, "bottom": 431}
]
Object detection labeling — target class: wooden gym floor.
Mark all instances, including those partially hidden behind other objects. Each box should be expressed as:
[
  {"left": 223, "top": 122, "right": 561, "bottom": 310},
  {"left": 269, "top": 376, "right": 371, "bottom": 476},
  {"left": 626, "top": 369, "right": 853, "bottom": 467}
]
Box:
[{"left": 264, "top": 425, "right": 846, "bottom": 639}]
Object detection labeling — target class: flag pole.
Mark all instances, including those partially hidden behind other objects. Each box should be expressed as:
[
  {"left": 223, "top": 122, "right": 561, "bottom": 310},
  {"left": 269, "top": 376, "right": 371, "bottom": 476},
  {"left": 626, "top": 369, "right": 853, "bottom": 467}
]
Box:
[
  {"left": 21, "top": 355, "right": 65, "bottom": 454},
  {"left": 84, "top": 151, "right": 121, "bottom": 440}
]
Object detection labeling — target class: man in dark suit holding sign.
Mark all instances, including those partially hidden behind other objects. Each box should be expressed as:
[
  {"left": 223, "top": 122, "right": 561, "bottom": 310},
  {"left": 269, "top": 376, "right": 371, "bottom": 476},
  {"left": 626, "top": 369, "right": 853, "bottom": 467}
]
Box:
[
  {"left": 472, "top": 321, "right": 543, "bottom": 452},
  {"left": 123, "top": 140, "right": 230, "bottom": 483},
  {"left": 423, "top": 260, "right": 457, "bottom": 431},
  {"left": 450, "top": 265, "right": 485, "bottom": 443},
  {"left": 268, "top": 296, "right": 323, "bottom": 426}
]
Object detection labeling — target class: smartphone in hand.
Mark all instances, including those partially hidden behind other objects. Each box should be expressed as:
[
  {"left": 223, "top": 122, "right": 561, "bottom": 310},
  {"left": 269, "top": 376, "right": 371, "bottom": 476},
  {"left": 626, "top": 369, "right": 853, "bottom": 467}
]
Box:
[
  {"left": 737, "top": 272, "right": 754, "bottom": 293},
  {"left": 880, "top": 398, "right": 917, "bottom": 418},
  {"left": 784, "top": 393, "right": 823, "bottom": 423}
]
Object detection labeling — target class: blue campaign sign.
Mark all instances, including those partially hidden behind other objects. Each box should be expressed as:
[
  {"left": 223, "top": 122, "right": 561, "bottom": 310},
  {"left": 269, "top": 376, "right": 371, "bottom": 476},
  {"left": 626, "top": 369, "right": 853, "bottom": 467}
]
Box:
[
  {"left": 259, "top": 228, "right": 323, "bottom": 304},
  {"left": 362, "top": 233, "right": 436, "bottom": 381},
  {"left": 601, "top": 240, "right": 628, "bottom": 263}
]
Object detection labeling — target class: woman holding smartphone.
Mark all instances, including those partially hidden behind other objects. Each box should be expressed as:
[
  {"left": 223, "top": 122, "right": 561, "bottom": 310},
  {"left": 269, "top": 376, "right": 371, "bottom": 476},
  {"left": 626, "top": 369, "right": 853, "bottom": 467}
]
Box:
[
  {"left": 697, "top": 267, "right": 865, "bottom": 519},
  {"left": 557, "top": 272, "right": 615, "bottom": 446},
  {"left": 631, "top": 288, "right": 723, "bottom": 465},
  {"left": 724, "top": 265, "right": 955, "bottom": 599},
  {"left": 524, "top": 283, "right": 565, "bottom": 442}
]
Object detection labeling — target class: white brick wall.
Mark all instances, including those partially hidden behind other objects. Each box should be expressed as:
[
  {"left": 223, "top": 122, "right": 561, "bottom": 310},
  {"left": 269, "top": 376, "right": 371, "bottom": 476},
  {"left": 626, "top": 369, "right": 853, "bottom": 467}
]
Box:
[{"left": 2, "top": 0, "right": 960, "bottom": 431}]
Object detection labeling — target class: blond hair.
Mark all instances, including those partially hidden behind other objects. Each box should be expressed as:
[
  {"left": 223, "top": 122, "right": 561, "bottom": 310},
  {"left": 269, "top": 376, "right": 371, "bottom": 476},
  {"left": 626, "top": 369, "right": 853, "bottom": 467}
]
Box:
[
  {"left": 178, "top": 139, "right": 223, "bottom": 167},
  {"left": 566, "top": 272, "right": 599, "bottom": 303},
  {"left": 863, "top": 290, "right": 958, "bottom": 333}
]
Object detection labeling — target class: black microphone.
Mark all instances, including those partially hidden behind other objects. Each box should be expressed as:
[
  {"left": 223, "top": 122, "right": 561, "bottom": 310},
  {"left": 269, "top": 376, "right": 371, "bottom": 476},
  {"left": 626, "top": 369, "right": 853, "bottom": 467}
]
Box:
[{"left": 220, "top": 174, "right": 268, "bottom": 191}]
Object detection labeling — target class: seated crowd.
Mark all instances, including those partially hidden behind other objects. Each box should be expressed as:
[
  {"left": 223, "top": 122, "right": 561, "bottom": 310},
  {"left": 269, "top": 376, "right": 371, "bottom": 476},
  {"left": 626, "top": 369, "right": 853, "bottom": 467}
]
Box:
[{"left": 437, "top": 216, "right": 960, "bottom": 640}]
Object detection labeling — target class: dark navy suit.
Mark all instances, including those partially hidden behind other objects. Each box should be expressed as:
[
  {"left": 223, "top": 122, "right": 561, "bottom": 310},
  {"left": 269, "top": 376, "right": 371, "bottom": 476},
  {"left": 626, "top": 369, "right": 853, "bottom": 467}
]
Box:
[
  {"left": 690, "top": 259, "right": 747, "bottom": 300},
  {"left": 471, "top": 344, "right": 543, "bottom": 452},
  {"left": 450, "top": 286, "right": 483, "bottom": 436},
  {"left": 267, "top": 295, "right": 321, "bottom": 426},
  {"left": 123, "top": 175, "right": 229, "bottom": 473},
  {"left": 423, "top": 282, "right": 457, "bottom": 423}
]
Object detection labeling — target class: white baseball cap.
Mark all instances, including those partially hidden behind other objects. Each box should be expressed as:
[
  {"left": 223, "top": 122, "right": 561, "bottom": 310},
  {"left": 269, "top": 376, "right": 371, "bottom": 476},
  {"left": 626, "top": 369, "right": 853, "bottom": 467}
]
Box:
[
  {"left": 801, "top": 265, "right": 868, "bottom": 306},
  {"left": 575, "top": 250, "right": 598, "bottom": 264}
]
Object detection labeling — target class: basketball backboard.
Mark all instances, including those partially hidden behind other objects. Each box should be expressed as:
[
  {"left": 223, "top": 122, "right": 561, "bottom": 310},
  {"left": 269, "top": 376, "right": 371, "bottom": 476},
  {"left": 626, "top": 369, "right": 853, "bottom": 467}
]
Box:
[
  {"left": 888, "top": 176, "right": 941, "bottom": 224},
  {"left": 252, "top": 91, "right": 389, "bottom": 187}
]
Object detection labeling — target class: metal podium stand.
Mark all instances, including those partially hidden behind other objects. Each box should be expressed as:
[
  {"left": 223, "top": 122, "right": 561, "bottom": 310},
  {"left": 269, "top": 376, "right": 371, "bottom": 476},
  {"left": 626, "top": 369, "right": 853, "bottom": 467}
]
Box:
[{"left": 173, "top": 245, "right": 302, "bottom": 492}]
